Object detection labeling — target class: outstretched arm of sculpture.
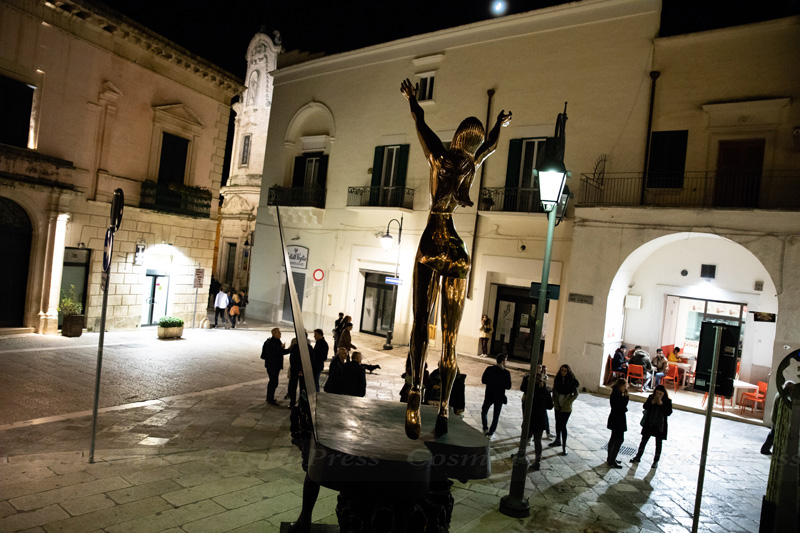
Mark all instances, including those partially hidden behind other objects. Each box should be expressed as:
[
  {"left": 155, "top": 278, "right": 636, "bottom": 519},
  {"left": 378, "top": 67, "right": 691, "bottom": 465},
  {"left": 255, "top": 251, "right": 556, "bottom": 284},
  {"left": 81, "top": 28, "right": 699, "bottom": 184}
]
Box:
[
  {"left": 475, "top": 110, "right": 513, "bottom": 167},
  {"left": 401, "top": 78, "right": 445, "bottom": 164}
]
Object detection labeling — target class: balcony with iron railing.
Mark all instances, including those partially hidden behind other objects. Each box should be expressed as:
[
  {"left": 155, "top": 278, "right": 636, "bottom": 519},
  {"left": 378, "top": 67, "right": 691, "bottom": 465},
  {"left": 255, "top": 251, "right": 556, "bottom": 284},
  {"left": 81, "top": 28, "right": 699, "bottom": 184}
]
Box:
[
  {"left": 478, "top": 187, "right": 547, "bottom": 214},
  {"left": 267, "top": 186, "right": 326, "bottom": 208},
  {"left": 346, "top": 186, "right": 414, "bottom": 210},
  {"left": 139, "top": 180, "right": 212, "bottom": 218},
  {"left": 577, "top": 170, "right": 800, "bottom": 210}
]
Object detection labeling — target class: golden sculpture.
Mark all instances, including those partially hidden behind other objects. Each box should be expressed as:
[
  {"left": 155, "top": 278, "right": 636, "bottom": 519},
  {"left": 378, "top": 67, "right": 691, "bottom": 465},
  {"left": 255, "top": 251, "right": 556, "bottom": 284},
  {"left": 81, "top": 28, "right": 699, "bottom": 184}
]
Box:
[{"left": 401, "top": 78, "right": 512, "bottom": 439}]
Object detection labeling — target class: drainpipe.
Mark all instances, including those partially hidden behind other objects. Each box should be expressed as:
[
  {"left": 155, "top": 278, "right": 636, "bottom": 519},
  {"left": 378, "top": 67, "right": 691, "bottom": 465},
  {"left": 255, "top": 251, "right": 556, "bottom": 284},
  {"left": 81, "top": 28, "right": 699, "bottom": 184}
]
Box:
[
  {"left": 640, "top": 70, "right": 660, "bottom": 205},
  {"left": 467, "top": 88, "right": 495, "bottom": 299}
]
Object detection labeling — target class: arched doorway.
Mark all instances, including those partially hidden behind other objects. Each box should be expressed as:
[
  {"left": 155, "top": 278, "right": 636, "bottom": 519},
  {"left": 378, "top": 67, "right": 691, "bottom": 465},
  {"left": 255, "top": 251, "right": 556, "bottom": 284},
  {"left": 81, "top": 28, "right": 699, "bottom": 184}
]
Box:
[
  {"left": 601, "top": 232, "right": 778, "bottom": 418},
  {"left": 0, "top": 197, "right": 32, "bottom": 327}
]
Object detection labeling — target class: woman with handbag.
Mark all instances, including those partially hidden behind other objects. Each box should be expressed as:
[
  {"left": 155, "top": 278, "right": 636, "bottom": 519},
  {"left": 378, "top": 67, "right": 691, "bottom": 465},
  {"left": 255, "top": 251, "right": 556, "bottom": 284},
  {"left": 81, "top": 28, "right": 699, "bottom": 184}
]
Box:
[
  {"left": 631, "top": 384, "right": 673, "bottom": 468},
  {"left": 228, "top": 291, "right": 241, "bottom": 329},
  {"left": 606, "top": 377, "right": 629, "bottom": 468}
]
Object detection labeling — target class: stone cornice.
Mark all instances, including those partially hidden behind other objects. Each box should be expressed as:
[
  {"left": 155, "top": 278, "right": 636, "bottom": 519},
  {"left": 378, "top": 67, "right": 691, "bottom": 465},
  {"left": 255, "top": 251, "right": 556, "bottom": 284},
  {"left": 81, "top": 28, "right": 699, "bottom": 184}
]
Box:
[{"left": 9, "top": 0, "right": 243, "bottom": 98}]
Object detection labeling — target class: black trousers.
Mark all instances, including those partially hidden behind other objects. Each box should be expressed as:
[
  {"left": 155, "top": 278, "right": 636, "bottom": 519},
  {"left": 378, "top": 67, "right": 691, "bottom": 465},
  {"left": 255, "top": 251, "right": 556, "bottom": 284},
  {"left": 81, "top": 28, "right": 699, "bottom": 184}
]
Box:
[
  {"left": 607, "top": 429, "right": 625, "bottom": 463},
  {"left": 554, "top": 410, "right": 572, "bottom": 447},
  {"left": 266, "top": 368, "right": 280, "bottom": 402},
  {"left": 288, "top": 371, "right": 302, "bottom": 406},
  {"left": 214, "top": 307, "right": 227, "bottom": 325},
  {"left": 636, "top": 433, "right": 663, "bottom": 461},
  {"left": 481, "top": 398, "right": 503, "bottom": 435}
]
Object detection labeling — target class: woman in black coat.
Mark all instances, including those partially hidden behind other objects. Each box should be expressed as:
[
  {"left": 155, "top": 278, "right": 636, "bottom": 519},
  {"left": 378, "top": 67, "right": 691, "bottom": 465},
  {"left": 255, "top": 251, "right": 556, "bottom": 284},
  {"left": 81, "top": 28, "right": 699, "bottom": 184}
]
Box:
[
  {"left": 631, "top": 384, "right": 673, "bottom": 468},
  {"left": 606, "top": 377, "right": 629, "bottom": 468},
  {"left": 527, "top": 375, "right": 554, "bottom": 471}
]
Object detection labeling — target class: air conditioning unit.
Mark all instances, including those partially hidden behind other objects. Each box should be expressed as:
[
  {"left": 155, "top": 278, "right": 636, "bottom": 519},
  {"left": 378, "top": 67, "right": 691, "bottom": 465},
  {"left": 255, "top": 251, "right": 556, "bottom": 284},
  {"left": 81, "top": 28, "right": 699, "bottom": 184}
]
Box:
[{"left": 624, "top": 295, "right": 642, "bottom": 309}]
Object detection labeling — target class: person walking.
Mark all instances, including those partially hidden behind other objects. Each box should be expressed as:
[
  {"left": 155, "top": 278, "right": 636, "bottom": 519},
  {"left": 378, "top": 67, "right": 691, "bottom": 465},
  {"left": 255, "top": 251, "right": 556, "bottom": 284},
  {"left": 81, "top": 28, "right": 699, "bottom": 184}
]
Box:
[
  {"left": 522, "top": 371, "right": 553, "bottom": 471},
  {"left": 261, "top": 328, "right": 290, "bottom": 405},
  {"left": 631, "top": 384, "right": 674, "bottom": 468},
  {"left": 238, "top": 291, "right": 248, "bottom": 324},
  {"left": 213, "top": 286, "right": 229, "bottom": 328},
  {"left": 606, "top": 377, "right": 629, "bottom": 468},
  {"left": 480, "top": 354, "right": 512, "bottom": 440},
  {"left": 550, "top": 364, "right": 579, "bottom": 455},
  {"left": 342, "top": 351, "right": 367, "bottom": 397},
  {"left": 228, "top": 291, "right": 241, "bottom": 329},
  {"left": 338, "top": 322, "right": 356, "bottom": 354},
  {"left": 312, "top": 329, "right": 329, "bottom": 392},
  {"left": 478, "top": 315, "right": 492, "bottom": 357},
  {"left": 332, "top": 312, "right": 344, "bottom": 351}
]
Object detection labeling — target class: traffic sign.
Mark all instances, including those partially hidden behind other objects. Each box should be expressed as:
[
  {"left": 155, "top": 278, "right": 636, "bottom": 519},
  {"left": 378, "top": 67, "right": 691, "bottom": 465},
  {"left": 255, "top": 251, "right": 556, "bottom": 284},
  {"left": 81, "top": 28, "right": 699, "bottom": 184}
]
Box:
[
  {"left": 110, "top": 188, "right": 124, "bottom": 231},
  {"left": 193, "top": 268, "right": 205, "bottom": 289},
  {"left": 102, "top": 227, "right": 114, "bottom": 272},
  {"left": 313, "top": 269, "right": 324, "bottom": 282},
  {"left": 386, "top": 277, "right": 402, "bottom": 285}
]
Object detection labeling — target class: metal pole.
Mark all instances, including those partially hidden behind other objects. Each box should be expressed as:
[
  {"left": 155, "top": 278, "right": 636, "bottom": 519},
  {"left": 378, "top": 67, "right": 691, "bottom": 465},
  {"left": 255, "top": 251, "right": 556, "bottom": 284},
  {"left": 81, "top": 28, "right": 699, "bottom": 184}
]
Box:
[
  {"left": 193, "top": 287, "right": 198, "bottom": 329},
  {"left": 89, "top": 264, "right": 111, "bottom": 464},
  {"left": 691, "top": 325, "right": 723, "bottom": 532},
  {"left": 500, "top": 206, "right": 556, "bottom": 518},
  {"left": 383, "top": 215, "right": 403, "bottom": 350}
]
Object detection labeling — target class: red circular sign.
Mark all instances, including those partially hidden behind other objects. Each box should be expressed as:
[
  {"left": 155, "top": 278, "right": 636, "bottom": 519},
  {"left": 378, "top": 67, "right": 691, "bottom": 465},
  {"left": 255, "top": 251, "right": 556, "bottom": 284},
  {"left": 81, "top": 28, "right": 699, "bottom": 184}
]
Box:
[{"left": 313, "top": 269, "right": 324, "bottom": 282}]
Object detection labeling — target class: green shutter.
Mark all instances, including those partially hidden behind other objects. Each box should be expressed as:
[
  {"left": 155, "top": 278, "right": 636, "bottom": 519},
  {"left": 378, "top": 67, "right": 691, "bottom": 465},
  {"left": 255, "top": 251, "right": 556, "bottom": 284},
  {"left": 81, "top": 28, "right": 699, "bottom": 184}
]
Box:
[
  {"left": 292, "top": 156, "right": 304, "bottom": 188},
  {"left": 371, "top": 146, "right": 384, "bottom": 188},
  {"left": 396, "top": 144, "right": 410, "bottom": 189},
  {"left": 505, "top": 139, "right": 522, "bottom": 188}
]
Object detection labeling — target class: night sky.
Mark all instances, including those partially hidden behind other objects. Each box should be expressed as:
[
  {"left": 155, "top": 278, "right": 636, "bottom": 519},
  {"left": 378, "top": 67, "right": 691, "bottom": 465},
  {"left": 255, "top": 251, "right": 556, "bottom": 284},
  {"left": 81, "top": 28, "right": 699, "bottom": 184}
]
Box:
[{"left": 97, "top": 0, "right": 798, "bottom": 79}]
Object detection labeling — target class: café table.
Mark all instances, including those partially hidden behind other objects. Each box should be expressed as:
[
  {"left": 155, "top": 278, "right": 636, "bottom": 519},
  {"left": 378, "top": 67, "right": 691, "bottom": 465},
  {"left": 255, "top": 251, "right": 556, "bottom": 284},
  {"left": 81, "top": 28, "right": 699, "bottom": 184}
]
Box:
[
  {"left": 732, "top": 379, "right": 759, "bottom": 406},
  {"left": 673, "top": 362, "right": 692, "bottom": 387}
]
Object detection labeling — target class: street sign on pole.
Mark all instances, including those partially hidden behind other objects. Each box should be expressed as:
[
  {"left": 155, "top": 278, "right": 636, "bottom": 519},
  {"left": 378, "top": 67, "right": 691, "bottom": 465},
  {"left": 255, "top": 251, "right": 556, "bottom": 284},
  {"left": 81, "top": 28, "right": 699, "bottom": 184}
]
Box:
[
  {"left": 193, "top": 268, "right": 205, "bottom": 289},
  {"left": 386, "top": 277, "right": 402, "bottom": 285}
]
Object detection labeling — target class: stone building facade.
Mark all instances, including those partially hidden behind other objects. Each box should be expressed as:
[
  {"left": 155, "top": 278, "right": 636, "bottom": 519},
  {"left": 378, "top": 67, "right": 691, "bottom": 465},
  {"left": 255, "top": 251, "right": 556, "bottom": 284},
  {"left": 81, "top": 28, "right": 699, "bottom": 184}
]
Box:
[
  {"left": 0, "top": 0, "right": 242, "bottom": 333},
  {"left": 247, "top": 0, "right": 799, "bottom": 420},
  {"left": 217, "top": 31, "right": 281, "bottom": 292}
]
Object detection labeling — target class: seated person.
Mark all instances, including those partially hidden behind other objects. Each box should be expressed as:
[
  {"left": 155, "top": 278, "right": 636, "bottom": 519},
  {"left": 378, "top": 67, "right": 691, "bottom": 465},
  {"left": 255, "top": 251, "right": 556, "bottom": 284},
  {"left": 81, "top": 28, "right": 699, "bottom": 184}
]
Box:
[
  {"left": 668, "top": 346, "right": 682, "bottom": 363},
  {"left": 612, "top": 345, "right": 628, "bottom": 373},
  {"left": 629, "top": 346, "right": 654, "bottom": 390},
  {"left": 652, "top": 349, "right": 669, "bottom": 387}
]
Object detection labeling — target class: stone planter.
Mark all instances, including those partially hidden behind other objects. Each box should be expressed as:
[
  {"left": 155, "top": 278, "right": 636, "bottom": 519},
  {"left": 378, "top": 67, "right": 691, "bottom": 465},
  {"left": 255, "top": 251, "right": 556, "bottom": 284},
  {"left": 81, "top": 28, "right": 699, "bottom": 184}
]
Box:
[
  {"left": 157, "top": 326, "right": 184, "bottom": 339},
  {"left": 61, "top": 314, "right": 84, "bottom": 337}
]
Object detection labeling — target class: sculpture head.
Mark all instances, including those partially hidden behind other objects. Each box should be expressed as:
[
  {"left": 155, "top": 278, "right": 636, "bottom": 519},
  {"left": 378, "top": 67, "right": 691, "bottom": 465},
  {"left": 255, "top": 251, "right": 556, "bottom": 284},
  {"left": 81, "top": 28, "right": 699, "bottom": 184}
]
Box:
[{"left": 451, "top": 117, "right": 484, "bottom": 155}]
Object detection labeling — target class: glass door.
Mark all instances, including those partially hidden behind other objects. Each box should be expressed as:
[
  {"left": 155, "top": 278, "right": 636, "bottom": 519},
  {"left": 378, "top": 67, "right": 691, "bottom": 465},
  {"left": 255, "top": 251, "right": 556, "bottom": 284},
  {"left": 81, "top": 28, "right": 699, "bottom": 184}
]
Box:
[
  {"left": 360, "top": 272, "right": 395, "bottom": 337},
  {"left": 141, "top": 271, "right": 169, "bottom": 326}
]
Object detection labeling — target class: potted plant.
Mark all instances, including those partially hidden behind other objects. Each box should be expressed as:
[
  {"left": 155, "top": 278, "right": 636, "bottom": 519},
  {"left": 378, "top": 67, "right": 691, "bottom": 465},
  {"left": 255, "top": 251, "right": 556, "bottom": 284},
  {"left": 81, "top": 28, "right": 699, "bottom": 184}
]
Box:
[
  {"left": 157, "top": 316, "right": 184, "bottom": 339},
  {"left": 59, "top": 285, "right": 84, "bottom": 338}
]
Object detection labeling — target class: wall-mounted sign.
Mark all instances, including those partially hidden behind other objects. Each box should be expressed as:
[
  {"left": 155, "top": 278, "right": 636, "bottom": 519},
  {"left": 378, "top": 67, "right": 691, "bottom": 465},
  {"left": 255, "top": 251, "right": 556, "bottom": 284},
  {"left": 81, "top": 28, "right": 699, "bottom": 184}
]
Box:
[
  {"left": 751, "top": 311, "right": 776, "bottom": 323},
  {"left": 287, "top": 245, "right": 309, "bottom": 270},
  {"left": 568, "top": 293, "right": 594, "bottom": 305},
  {"left": 134, "top": 243, "right": 146, "bottom": 266}
]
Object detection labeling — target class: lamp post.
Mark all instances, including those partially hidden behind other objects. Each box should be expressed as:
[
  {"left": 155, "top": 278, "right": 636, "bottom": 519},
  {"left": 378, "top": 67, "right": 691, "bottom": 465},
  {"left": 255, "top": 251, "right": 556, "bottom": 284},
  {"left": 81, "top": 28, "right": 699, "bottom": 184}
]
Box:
[
  {"left": 500, "top": 104, "right": 569, "bottom": 518},
  {"left": 380, "top": 215, "right": 403, "bottom": 350}
]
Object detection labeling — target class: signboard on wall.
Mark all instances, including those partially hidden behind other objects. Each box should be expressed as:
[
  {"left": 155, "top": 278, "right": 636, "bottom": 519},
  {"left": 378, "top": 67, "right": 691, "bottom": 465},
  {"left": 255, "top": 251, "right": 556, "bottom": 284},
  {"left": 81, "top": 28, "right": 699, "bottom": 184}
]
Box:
[{"left": 287, "top": 245, "right": 309, "bottom": 270}]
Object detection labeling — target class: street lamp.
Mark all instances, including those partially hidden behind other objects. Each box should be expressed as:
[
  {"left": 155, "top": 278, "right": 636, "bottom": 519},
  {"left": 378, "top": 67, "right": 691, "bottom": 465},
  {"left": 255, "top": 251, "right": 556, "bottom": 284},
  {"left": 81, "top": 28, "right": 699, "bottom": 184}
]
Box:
[
  {"left": 380, "top": 215, "right": 403, "bottom": 350},
  {"left": 501, "top": 104, "right": 569, "bottom": 518}
]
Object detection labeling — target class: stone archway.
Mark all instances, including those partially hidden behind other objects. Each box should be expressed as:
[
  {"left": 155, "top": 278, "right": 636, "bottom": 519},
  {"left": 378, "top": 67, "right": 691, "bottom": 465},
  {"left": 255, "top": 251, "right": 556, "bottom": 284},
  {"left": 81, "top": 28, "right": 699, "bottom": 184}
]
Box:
[
  {"left": 601, "top": 232, "right": 779, "bottom": 409},
  {"left": 0, "top": 197, "right": 33, "bottom": 327}
]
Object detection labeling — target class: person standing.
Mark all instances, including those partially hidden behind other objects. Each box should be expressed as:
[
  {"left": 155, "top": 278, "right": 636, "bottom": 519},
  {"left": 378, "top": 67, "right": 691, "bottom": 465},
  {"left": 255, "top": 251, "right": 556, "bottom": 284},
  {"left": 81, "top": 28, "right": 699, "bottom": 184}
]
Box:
[
  {"left": 652, "top": 349, "right": 669, "bottom": 388},
  {"left": 550, "top": 364, "right": 579, "bottom": 455},
  {"left": 287, "top": 335, "right": 313, "bottom": 408},
  {"left": 450, "top": 369, "right": 466, "bottom": 416},
  {"left": 228, "top": 291, "right": 241, "bottom": 329},
  {"left": 261, "top": 328, "right": 290, "bottom": 405},
  {"left": 527, "top": 374, "right": 553, "bottom": 471},
  {"left": 325, "top": 347, "right": 349, "bottom": 394},
  {"left": 631, "top": 384, "right": 673, "bottom": 468},
  {"left": 213, "top": 287, "right": 229, "bottom": 328},
  {"left": 338, "top": 322, "right": 356, "bottom": 354},
  {"left": 606, "top": 377, "right": 629, "bottom": 468},
  {"left": 761, "top": 381, "right": 795, "bottom": 455},
  {"left": 342, "top": 351, "right": 367, "bottom": 397},
  {"left": 238, "top": 291, "right": 248, "bottom": 324},
  {"left": 480, "top": 354, "right": 512, "bottom": 440},
  {"left": 478, "top": 315, "right": 492, "bottom": 358},
  {"left": 332, "top": 312, "right": 344, "bottom": 350},
  {"left": 312, "top": 329, "right": 329, "bottom": 392}
]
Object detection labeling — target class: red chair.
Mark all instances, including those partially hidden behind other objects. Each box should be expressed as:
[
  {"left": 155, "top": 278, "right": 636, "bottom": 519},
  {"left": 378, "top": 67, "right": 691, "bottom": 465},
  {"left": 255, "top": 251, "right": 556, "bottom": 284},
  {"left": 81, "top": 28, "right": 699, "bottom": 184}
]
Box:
[
  {"left": 661, "top": 365, "right": 680, "bottom": 392},
  {"left": 606, "top": 354, "right": 626, "bottom": 384},
  {"left": 740, "top": 381, "right": 768, "bottom": 414},
  {"left": 701, "top": 391, "right": 732, "bottom": 411},
  {"left": 627, "top": 364, "right": 645, "bottom": 391}
]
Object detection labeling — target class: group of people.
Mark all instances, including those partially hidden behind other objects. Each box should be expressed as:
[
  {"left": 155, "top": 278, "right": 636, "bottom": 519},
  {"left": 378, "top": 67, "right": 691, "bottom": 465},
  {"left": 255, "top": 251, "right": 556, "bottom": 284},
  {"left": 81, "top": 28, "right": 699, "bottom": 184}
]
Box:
[
  {"left": 612, "top": 344, "right": 681, "bottom": 391},
  {"left": 260, "top": 320, "right": 368, "bottom": 408},
  {"left": 212, "top": 282, "right": 248, "bottom": 329}
]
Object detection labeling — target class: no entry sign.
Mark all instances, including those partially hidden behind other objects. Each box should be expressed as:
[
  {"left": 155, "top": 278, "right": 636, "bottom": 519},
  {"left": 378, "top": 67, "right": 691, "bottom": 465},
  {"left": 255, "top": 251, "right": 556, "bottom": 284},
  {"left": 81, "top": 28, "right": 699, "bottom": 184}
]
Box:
[{"left": 313, "top": 269, "right": 324, "bottom": 282}]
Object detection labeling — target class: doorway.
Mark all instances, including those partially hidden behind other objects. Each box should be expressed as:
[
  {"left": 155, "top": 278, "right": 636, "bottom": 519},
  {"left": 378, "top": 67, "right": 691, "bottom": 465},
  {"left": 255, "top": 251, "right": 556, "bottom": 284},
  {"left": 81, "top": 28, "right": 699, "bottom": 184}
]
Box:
[
  {"left": 282, "top": 271, "right": 305, "bottom": 323},
  {"left": 662, "top": 295, "right": 745, "bottom": 359},
  {"left": 492, "top": 285, "right": 548, "bottom": 361},
  {"left": 360, "top": 272, "right": 395, "bottom": 337},
  {"left": 714, "top": 139, "right": 765, "bottom": 208},
  {"left": 141, "top": 270, "right": 170, "bottom": 326},
  {"left": 0, "top": 197, "right": 32, "bottom": 327}
]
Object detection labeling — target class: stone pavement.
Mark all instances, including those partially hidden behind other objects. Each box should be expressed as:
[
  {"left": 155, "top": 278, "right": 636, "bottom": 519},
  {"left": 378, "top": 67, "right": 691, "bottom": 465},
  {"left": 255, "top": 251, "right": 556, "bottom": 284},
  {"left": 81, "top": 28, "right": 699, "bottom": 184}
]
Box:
[{"left": 0, "top": 327, "right": 772, "bottom": 532}]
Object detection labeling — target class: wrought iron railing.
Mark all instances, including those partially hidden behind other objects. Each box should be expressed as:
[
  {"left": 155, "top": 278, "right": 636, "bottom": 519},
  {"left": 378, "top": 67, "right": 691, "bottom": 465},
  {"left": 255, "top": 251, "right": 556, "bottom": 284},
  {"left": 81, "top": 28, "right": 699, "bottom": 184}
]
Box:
[
  {"left": 478, "top": 187, "right": 546, "bottom": 214},
  {"left": 139, "top": 180, "right": 212, "bottom": 218},
  {"left": 267, "top": 186, "right": 326, "bottom": 208},
  {"left": 346, "top": 186, "right": 414, "bottom": 209},
  {"left": 577, "top": 171, "right": 800, "bottom": 210}
]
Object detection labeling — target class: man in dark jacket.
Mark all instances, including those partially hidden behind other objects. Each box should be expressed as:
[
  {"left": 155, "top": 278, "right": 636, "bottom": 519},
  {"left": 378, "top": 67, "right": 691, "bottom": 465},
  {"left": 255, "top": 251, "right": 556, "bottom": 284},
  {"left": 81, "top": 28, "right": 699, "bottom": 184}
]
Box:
[
  {"left": 312, "top": 329, "right": 329, "bottom": 392},
  {"left": 288, "top": 335, "right": 313, "bottom": 408},
  {"left": 262, "top": 328, "right": 290, "bottom": 405},
  {"left": 342, "top": 351, "right": 367, "bottom": 397},
  {"left": 481, "top": 354, "right": 512, "bottom": 439},
  {"left": 324, "top": 347, "right": 348, "bottom": 394},
  {"left": 629, "top": 346, "right": 654, "bottom": 390}
]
